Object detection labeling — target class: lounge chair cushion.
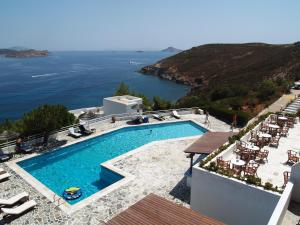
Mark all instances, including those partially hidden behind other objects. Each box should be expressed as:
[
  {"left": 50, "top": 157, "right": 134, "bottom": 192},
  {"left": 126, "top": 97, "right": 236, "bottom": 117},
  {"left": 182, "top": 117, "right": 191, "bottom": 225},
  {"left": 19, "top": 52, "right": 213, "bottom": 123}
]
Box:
[
  {"left": 1, "top": 200, "right": 36, "bottom": 215},
  {"left": 0, "top": 192, "right": 29, "bottom": 206},
  {"left": 0, "top": 173, "right": 10, "bottom": 181}
]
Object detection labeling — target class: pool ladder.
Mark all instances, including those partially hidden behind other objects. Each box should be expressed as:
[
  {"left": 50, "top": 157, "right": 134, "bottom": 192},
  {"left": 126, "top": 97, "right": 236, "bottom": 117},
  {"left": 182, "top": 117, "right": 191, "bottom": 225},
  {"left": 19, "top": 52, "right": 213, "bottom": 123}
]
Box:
[{"left": 53, "top": 194, "right": 63, "bottom": 206}]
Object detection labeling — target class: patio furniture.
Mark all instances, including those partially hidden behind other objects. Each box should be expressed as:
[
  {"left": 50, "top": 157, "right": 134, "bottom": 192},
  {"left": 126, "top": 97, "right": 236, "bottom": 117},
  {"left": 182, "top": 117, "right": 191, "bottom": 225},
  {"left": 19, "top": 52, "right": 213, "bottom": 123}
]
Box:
[
  {"left": 0, "top": 173, "right": 10, "bottom": 182},
  {"left": 255, "top": 150, "right": 269, "bottom": 163},
  {"left": 0, "top": 192, "right": 29, "bottom": 207},
  {"left": 216, "top": 157, "right": 230, "bottom": 171},
  {"left": 171, "top": 110, "right": 181, "bottom": 119},
  {"left": 68, "top": 127, "right": 82, "bottom": 138},
  {"left": 0, "top": 152, "right": 13, "bottom": 162},
  {"left": 234, "top": 141, "right": 246, "bottom": 154},
  {"left": 260, "top": 123, "right": 268, "bottom": 133},
  {"left": 270, "top": 114, "right": 278, "bottom": 124},
  {"left": 240, "top": 150, "right": 256, "bottom": 162},
  {"left": 1, "top": 200, "right": 36, "bottom": 219},
  {"left": 231, "top": 158, "right": 245, "bottom": 176},
  {"left": 269, "top": 137, "right": 280, "bottom": 148},
  {"left": 287, "top": 150, "right": 299, "bottom": 164},
  {"left": 279, "top": 127, "right": 289, "bottom": 137},
  {"left": 78, "top": 125, "right": 94, "bottom": 135},
  {"left": 153, "top": 114, "right": 165, "bottom": 121},
  {"left": 249, "top": 131, "right": 258, "bottom": 144},
  {"left": 283, "top": 171, "right": 291, "bottom": 187},
  {"left": 244, "top": 164, "right": 258, "bottom": 176},
  {"left": 19, "top": 143, "right": 34, "bottom": 154}
]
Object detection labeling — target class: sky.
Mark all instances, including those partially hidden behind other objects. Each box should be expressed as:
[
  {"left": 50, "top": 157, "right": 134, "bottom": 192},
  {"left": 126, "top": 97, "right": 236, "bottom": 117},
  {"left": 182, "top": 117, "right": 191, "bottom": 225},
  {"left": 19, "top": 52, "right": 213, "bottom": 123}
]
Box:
[{"left": 0, "top": 0, "right": 299, "bottom": 51}]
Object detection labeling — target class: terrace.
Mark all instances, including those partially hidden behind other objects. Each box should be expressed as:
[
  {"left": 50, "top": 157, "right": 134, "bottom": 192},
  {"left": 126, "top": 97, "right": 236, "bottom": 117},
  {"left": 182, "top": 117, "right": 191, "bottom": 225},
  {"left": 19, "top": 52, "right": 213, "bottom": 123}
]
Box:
[{"left": 0, "top": 110, "right": 234, "bottom": 224}]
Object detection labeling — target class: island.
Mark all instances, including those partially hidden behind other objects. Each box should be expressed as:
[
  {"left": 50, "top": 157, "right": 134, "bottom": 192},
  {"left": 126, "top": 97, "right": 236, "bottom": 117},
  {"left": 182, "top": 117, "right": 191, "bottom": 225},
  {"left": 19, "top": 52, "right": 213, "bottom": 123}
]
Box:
[
  {"left": 0, "top": 48, "right": 49, "bottom": 58},
  {"left": 161, "top": 47, "right": 182, "bottom": 53}
]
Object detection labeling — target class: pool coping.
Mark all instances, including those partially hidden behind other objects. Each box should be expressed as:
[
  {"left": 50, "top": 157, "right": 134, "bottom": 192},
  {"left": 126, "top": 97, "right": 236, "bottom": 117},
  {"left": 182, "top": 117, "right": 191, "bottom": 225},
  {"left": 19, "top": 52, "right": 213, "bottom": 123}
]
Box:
[{"left": 6, "top": 119, "right": 210, "bottom": 215}]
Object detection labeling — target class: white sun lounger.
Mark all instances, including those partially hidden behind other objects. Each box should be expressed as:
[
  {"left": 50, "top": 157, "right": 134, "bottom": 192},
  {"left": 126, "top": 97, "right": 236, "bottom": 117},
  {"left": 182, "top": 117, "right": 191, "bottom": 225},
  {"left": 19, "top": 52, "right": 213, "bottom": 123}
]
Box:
[
  {"left": 153, "top": 114, "right": 164, "bottom": 121},
  {"left": 0, "top": 168, "right": 5, "bottom": 175},
  {"left": 0, "top": 173, "right": 11, "bottom": 181},
  {"left": 172, "top": 110, "right": 181, "bottom": 119},
  {"left": 68, "top": 127, "right": 82, "bottom": 138},
  {"left": 0, "top": 192, "right": 29, "bottom": 206},
  {"left": 1, "top": 200, "right": 36, "bottom": 218}
]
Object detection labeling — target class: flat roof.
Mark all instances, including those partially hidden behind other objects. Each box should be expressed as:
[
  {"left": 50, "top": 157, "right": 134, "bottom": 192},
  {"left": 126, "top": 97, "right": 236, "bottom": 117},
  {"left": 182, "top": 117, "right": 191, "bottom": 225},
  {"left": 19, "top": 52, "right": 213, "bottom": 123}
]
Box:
[
  {"left": 184, "top": 132, "right": 236, "bottom": 154},
  {"left": 106, "top": 194, "right": 226, "bottom": 225},
  {"left": 104, "top": 95, "right": 142, "bottom": 105}
]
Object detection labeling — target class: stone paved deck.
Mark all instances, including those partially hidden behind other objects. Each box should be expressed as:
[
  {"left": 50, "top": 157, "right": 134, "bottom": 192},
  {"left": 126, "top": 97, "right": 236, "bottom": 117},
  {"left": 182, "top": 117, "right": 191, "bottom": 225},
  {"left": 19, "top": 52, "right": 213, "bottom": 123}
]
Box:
[{"left": 0, "top": 114, "right": 232, "bottom": 225}]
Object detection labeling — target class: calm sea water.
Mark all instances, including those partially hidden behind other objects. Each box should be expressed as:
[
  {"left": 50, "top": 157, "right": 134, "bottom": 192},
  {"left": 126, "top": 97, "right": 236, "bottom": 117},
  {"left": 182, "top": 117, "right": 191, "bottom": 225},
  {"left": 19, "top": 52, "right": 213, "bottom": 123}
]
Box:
[{"left": 0, "top": 51, "right": 189, "bottom": 121}]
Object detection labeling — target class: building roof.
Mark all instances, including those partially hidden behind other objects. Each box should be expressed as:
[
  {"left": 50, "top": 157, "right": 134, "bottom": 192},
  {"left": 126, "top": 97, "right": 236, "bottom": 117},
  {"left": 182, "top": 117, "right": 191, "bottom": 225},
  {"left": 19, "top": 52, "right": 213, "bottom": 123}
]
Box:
[
  {"left": 104, "top": 95, "right": 142, "bottom": 105},
  {"left": 106, "top": 194, "right": 226, "bottom": 225},
  {"left": 184, "top": 132, "right": 236, "bottom": 154}
]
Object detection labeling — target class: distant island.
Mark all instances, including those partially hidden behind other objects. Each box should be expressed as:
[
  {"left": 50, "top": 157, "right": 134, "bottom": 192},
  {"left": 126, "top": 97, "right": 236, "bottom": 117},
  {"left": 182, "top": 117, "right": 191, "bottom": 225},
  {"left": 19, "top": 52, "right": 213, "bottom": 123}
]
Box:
[
  {"left": 0, "top": 48, "right": 49, "bottom": 58},
  {"left": 161, "top": 47, "right": 182, "bottom": 53}
]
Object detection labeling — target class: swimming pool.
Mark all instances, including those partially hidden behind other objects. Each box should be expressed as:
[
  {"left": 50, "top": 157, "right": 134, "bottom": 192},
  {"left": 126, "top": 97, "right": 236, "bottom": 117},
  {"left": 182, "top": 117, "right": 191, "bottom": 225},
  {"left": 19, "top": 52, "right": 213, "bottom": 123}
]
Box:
[{"left": 17, "top": 121, "right": 206, "bottom": 205}]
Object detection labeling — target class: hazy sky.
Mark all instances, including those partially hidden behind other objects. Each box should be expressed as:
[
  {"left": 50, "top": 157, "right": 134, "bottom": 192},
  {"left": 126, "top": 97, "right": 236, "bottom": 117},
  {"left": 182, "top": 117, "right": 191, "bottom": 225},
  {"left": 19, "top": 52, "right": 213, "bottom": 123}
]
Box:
[{"left": 0, "top": 0, "right": 299, "bottom": 51}]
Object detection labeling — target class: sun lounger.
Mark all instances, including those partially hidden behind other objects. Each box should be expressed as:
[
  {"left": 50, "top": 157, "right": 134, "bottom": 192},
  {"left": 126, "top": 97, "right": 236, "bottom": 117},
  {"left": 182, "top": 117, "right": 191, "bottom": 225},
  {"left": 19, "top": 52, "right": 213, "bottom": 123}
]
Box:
[
  {"left": 172, "top": 110, "right": 181, "bottom": 119},
  {"left": 153, "top": 114, "right": 164, "bottom": 121},
  {"left": 78, "top": 125, "right": 94, "bottom": 135},
  {"left": 0, "top": 152, "right": 12, "bottom": 162},
  {"left": 68, "top": 127, "right": 82, "bottom": 138},
  {"left": 0, "top": 168, "right": 6, "bottom": 175},
  {"left": 19, "top": 144, "right": 34, "bottom": 154},
  {"left": 0, "top": 173, "right": 10, "bottom": 182},
  {"left": 1, "top": 200, "right": 36, "bottom": 219},
  {"left": 0, "top": 192, "right": 29, "bottom": 206}
]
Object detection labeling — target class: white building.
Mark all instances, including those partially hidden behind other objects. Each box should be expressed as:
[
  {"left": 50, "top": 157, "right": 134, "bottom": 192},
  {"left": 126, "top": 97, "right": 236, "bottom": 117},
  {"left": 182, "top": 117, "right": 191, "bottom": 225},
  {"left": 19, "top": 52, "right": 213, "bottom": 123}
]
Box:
[{"left": 103, "top": 95, "right": 143, "bottom": 116}]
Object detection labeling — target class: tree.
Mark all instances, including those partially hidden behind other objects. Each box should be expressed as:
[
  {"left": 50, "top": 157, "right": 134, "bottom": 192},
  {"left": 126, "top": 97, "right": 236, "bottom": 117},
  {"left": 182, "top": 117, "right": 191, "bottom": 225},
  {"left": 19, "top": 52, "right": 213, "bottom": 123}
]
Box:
[
  {"left": 153, "top": 96, "right": 173, "bottom": 110},
  {"left": 114, "top": 82, "right": 130, "bottom": 95},
  {"left": 257, "top": 80, "right": 277, "bottom": 101},
  {"left": 17, "top": 104, "right": 76, "bottom": 142}
]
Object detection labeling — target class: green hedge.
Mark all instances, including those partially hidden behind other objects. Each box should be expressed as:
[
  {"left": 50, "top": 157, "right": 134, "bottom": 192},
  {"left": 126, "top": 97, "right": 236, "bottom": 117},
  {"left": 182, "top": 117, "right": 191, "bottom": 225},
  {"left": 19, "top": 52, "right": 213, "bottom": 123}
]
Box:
[{"left": 208, "top": 104, "right": 251, "bottom": 127}]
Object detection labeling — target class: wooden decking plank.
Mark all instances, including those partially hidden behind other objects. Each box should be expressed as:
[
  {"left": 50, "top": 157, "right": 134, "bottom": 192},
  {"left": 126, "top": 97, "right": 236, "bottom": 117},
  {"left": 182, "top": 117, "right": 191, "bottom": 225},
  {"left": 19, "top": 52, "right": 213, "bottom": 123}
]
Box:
[{"left": 106, "top": 194, "right": 226, "bottom": 225}]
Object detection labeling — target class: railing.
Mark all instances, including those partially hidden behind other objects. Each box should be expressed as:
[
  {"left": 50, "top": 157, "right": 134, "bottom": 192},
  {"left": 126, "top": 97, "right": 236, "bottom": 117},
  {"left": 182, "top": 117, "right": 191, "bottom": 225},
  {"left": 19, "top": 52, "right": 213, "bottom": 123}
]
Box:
[{"left": 0, "top": 107, "right": 201, "bottom": 152}]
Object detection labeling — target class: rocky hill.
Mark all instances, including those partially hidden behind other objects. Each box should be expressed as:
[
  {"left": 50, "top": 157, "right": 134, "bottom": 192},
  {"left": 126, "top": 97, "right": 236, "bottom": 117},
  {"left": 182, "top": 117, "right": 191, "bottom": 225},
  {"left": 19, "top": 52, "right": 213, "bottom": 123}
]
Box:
[
  {"left": 141, "top": 43, "right": 300, "bottom": 87},
  {"left": 0, "top": 49, "right": 49, "bottom": 58}
]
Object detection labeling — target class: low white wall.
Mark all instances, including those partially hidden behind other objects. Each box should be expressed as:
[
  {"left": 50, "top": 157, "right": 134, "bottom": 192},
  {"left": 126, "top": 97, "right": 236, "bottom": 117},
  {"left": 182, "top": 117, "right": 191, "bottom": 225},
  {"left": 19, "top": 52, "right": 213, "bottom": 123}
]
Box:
[
  {"left": 291, "top": 162, "right": 300, "bottom": 203},
  {"left": 191, "top": 167, "right": 280, "bottom": 225},
  {"left": 267, "top": 182, "right": 293, "bottom": 225}
]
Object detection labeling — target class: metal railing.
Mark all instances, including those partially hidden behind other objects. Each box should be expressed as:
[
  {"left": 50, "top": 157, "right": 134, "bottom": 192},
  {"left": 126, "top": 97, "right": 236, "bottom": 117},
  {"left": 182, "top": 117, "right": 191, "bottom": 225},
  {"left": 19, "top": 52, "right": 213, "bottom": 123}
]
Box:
[{"left": 0, "top": 107, "right": 200, "bottom": 151}]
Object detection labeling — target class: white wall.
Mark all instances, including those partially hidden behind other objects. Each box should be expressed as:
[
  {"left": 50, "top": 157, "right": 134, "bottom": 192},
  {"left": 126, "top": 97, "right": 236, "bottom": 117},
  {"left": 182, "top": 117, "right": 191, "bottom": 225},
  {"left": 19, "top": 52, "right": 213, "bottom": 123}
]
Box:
[
  {"left": 267, "top": 182, "right": 293, "bottom": 225},
  {"left": 103, "top": 98, "right": 142, "bottom": 115},
  {"left": 191, "top": 167, "right": 280, "bottom": 225}
]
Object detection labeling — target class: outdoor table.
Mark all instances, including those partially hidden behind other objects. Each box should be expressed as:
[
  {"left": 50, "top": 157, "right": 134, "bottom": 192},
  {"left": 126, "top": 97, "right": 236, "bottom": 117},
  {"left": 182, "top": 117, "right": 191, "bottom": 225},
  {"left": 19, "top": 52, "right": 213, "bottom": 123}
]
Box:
[
  {"left": 231, "top": 158, "right": 246, "bottom": 166},
  {"left": 268, "top": 124, "right": 280, "bottom": 129},
  {"left": 245, "top": 144, "right": 260, "bottom": 151},
  {"left": 278, "top": 116, "right": 288, "bottom": 121},
  {"left": 258, "top": 133, "right": 272, "bottom": 138}
]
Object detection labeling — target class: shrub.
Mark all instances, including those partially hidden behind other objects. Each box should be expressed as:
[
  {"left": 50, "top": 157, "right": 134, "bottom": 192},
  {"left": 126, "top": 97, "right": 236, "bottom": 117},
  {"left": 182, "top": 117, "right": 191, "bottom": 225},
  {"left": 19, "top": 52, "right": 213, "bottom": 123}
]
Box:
[
  {"left": 264, "top": 182, "right": 273, "bottom": 190},
  {"left": 257, "top": 80, "right": 277, "bottom": 101},
  {"left": 245, "top": 175, "right": 261, "bottom": 186}
]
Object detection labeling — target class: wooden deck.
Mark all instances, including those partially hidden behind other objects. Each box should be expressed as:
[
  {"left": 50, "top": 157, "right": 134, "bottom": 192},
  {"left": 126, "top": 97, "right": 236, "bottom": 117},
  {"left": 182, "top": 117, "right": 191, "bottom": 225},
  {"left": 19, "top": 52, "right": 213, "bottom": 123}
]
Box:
[
  {"left": 184, "top": 132, "right": 236, "bottom": 154},
  {"left": 106, "top": 194, "right": 226, "bottom": 225}
]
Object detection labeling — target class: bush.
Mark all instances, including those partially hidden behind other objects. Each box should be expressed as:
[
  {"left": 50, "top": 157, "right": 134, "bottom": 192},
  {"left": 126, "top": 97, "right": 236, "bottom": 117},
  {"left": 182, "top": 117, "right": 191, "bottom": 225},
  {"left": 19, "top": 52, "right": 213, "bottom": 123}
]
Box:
[
  {"left": 152, "top": 96, "right": 173, "bottom": 110},
  {"left": 17, "top": 104, "right": 76, "bottom": 141},
  {"left": 245, "top": 175, "right": 261, "bottom": 186},
  {"left": 264, "top": 182, "right": 273, "bottom": 190},
  {"left": 257, "top": 80, "right": 277, "bottom": 101}
]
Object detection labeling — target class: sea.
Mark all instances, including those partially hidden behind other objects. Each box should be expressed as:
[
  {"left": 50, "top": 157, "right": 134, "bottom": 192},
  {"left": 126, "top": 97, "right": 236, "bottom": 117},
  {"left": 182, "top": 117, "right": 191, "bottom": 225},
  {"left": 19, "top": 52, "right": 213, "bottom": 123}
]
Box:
[{"left": 0, "top": 51, "right": 189, "bottom": 122}]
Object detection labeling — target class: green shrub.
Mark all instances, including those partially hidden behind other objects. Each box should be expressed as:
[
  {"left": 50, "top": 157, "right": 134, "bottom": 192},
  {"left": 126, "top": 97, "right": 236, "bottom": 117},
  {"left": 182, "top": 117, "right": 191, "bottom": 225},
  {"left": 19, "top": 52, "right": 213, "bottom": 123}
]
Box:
[
  {"left": 245, "top": 175, "right": 261, "bottom": 186},
  {"left": 257, "top": 80, "right": 277, "bottom": 101},
  {"left": 264, "top": 182, "right": 273, "bottom": 190}
]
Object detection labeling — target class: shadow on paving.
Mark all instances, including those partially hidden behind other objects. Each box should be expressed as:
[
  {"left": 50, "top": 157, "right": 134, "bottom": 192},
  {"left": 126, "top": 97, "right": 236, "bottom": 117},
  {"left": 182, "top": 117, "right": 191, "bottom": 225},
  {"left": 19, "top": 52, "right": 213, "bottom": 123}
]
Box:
[
  {"left": 169, "top": 176, "right": 190, "bottom": 204},
  {"left": 289, "top": 201, "right": 300, "bottom": 217}
]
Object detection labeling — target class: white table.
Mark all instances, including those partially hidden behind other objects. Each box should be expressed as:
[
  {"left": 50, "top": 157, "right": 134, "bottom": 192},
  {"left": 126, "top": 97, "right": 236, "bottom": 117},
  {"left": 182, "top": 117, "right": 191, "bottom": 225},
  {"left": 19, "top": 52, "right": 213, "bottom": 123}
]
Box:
[
  {"left": 268, "top": 124, "right": 280, "bottom": 129},
  {"left": 231, "top": 159, "right": 245, "bottom": 166},
  {"left": 278, "top": 116, "right": 288, "bottom": 121},
  {"left": 245, "top": 144, "right": 260, "bottom": 151},
  {"left": 259, "top": 133, "right": 272, "bottom": 138}
]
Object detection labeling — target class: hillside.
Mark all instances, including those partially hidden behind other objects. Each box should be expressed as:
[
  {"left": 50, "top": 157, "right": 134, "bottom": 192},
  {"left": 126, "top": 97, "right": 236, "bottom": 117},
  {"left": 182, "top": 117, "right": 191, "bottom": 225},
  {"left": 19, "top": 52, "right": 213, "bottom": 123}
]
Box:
[
  {"left": 0, "top": 48, "right": 49, "bottom": 58},
  {"left": 141, "top": 43, "right": 300, "bottom": 87},
  {"left": 140, "top": 42, "right": 300, "bottom": 126}
]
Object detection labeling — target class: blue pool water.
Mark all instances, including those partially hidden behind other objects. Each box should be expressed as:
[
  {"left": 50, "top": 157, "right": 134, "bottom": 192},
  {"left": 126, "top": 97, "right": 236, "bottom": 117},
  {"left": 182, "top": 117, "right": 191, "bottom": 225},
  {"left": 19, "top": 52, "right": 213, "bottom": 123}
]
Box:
[{"left": 18, "top": 121, "right": 206, "bottom": 205}]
